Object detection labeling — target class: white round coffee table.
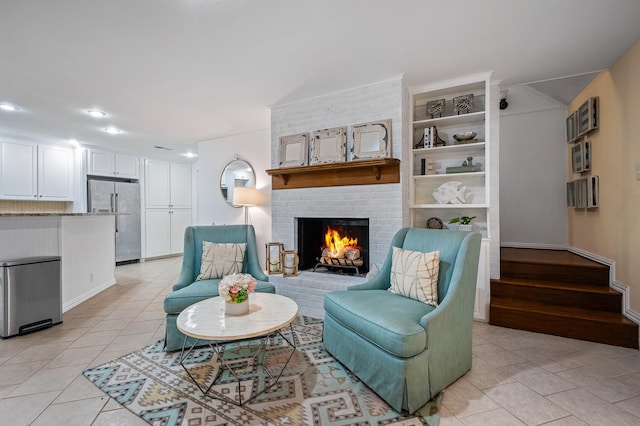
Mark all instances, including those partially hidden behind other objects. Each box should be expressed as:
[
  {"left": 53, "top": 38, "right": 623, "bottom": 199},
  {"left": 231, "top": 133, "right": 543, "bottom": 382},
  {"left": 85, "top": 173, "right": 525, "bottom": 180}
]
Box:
[{"left": 176, "top": 293, "right": 298, "bottom": 405}]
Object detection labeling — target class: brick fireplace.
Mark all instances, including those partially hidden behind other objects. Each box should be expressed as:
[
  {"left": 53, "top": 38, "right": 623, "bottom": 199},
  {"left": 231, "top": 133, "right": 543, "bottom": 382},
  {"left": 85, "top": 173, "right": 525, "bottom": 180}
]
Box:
[
  {"left": 268, "top": 77, "right": 409, "bottom": 315},
  {"left": 298, "top": 217, "right": 369, "bottom": 275}
]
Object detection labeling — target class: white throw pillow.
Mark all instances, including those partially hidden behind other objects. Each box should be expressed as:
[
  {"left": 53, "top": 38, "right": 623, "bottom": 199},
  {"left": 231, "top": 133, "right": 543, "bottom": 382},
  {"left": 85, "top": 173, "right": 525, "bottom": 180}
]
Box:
[
  {"left": 196, "top": 242, "right": 247, "bottom": 281},
  {"left": 388, "top": 246, "right": 440, "bottom": 306}
]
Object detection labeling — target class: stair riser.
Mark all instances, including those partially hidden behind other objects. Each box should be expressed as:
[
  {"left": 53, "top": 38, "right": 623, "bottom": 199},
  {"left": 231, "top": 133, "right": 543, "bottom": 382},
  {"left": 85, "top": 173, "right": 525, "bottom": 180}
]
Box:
[
  {"left": 491, "top": 282, "right": 622, "bottom": 313},
  {"left": 501, "top": 261, "right": 609, "bottom": 286},
  {"left": 490, "top": 306, "right": 639, "bottom": 349}
]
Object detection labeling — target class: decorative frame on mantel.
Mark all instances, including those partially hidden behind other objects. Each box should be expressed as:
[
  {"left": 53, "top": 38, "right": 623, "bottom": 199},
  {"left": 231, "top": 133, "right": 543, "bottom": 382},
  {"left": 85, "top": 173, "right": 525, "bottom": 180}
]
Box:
[
  {"left": 266, "top": 158, "right": 400, "bottom": 190},
  {"left": 351, "top": 119, "right": 392, "bottom": 161},
  {"left": 278, "top": 133, "right": 309, "bottom": 167},
  {"left": 310, "top": 127, "right": 347, "bottom": 165}
]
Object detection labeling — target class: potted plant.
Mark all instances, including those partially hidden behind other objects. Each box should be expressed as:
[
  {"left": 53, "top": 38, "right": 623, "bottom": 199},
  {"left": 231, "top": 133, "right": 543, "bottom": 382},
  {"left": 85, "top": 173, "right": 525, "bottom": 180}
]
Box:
[{"left": 448, "top": 216, "right": 476, "bottom": 231}]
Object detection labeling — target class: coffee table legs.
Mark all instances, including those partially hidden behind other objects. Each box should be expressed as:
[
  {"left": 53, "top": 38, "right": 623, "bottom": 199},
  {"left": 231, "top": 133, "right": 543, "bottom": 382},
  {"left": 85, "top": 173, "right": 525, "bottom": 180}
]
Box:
[{"left": 178, "top": 323, "right": 296, "bottom": 406}]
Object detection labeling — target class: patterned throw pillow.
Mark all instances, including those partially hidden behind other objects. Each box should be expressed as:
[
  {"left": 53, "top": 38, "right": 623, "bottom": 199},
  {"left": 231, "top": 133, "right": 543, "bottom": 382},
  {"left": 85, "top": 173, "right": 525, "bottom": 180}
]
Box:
[
  {"left": 196, "top": 242, "right": 247, "bottom": 281},
  {"left": 388, "top": 246, "right": 440, "bottom": 306}
]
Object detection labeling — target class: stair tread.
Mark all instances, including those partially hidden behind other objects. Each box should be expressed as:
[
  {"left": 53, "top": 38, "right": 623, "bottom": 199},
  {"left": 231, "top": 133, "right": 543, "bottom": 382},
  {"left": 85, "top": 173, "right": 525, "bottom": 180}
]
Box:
[
  {"left": 491, "top": 278, "right": 620, "bottom": 294},
  {"left": 491, "top": 299, "right": 637, "bottom": 326},
  {"left": 501, "top": 248, "right": 608, "bottom": 270}
]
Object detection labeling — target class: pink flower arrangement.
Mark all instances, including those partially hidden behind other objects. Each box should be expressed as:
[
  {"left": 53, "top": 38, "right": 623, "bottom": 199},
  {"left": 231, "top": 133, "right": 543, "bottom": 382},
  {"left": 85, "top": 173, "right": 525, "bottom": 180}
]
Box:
[{"left": 219, "top": 273, "right": 257, "bottom": 304}]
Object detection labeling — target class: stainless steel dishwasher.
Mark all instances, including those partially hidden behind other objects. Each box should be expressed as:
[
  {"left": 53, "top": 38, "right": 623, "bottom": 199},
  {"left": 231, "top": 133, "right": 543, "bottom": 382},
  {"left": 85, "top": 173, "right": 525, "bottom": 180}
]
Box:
[{"left": 0, "top": 256, "right": 62, "bottom": 338}]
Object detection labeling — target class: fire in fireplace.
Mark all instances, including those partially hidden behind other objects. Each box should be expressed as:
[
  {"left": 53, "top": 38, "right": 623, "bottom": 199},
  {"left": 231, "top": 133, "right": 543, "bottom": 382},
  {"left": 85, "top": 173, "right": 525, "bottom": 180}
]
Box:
[{"left": 297, "top": 218, "right": 369, "bottom": 275}]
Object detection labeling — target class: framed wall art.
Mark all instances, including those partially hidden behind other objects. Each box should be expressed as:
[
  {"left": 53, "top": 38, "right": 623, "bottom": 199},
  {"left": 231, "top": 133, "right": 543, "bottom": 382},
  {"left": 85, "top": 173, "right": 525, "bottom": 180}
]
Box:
[
  {"left": 566, "top": 181, "right": 576, "bottom": 207},
  {"left": 571, "top": 140, "right": 591, "bottom": 173},
  {"left": 577, "top": 96, "right": 599, "bottom": 137},
  {"left": 310, "top": 127, "right": 347, "bottom": 165},
  {"left": 278, "top": 132, "right": 309, "bottom": 167},
  {"left": 566, "top": 111, "right": 578, "bottom": 143},
  {"left": 351, "top": 119, "right": 391, "bottom": 160},
  {"left": 571, "top": 176, "right": 599, "bottom": 208}
]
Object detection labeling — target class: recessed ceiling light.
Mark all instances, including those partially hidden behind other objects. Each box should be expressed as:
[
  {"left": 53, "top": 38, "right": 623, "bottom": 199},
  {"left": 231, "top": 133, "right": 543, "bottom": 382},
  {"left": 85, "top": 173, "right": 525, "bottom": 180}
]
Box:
[
  {"left": 67, "top": 139, "right": 80, "bottom": 147},
  {"left": 104, "top": 127, "right": 122, "bottom": 135},
  {"left": 0, "top": 103, "right": 19, "bottom": 111},
  {"left": 182, "top": 152, "right": 198, "bottom": 158},
  {"left": 86, "top": 109, "right": 107, "bottom": 118}
]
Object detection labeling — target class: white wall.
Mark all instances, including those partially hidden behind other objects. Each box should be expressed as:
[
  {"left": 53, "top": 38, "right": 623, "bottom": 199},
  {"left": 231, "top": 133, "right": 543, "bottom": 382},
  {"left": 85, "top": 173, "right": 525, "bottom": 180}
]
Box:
[
  {"left": 196, "top": 129, "right": 272, "bottom": 268},
  {"left": 500, "top": 85, "right": 568, "bottom": 248}
]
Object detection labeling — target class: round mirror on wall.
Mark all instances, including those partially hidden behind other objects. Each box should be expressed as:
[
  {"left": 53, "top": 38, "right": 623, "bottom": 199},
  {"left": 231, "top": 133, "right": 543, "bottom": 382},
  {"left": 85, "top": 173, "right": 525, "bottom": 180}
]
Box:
[{"left": 220, "top": 159, "right": 256, "bottom": 207}]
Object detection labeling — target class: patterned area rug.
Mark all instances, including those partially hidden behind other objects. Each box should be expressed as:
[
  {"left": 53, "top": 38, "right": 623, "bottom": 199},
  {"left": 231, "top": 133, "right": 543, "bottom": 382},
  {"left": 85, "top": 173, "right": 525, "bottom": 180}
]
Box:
[{"left": 83, "top": 316, "right": 441, "bottom": 425}]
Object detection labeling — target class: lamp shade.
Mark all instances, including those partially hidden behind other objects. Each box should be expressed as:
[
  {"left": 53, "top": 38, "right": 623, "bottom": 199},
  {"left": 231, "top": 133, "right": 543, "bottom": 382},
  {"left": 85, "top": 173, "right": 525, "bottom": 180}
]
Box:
[{"left": 232, "top": 187, "right": 260, "bottom": 206}]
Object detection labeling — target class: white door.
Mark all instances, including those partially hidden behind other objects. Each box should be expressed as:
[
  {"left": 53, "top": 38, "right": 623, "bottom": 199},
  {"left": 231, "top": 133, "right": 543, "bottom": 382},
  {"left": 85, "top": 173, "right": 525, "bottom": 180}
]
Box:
[
  {"left": 145, "top": 160, "right": 171, "bottom": 208},
  {"left": 145, "top": 209, "right": 171, "bottom": 257},
  {"left": 115, "top": 154, "right": 139, "bottom": 179},
  {"left": 0, "top": 141, "right": 37, "bottom": 200},
  {"left": 88, "top": 150, "right": 115, "bottom": 177},
  {"left": 38, "top": 145, "right": 73, "bottom": 201},
  {"left": 170, "top": 209, "right": 192, "bottom": 254},
  {"left": 169, "top": 163, "right": 192, "bottom": 209}
]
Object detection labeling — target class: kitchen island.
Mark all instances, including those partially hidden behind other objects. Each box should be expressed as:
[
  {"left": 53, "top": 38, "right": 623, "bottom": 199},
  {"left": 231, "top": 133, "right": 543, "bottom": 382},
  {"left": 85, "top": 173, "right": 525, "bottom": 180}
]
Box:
[{"left": 0, "top": 213, "right": 116, "bottom": 311}]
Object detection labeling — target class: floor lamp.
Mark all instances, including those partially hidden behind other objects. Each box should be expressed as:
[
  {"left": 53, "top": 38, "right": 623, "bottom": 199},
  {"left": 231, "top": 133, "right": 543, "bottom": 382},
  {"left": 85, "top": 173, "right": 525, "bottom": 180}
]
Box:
[{"left": 233, "top": 187, "right": 260, "bottom": 224}]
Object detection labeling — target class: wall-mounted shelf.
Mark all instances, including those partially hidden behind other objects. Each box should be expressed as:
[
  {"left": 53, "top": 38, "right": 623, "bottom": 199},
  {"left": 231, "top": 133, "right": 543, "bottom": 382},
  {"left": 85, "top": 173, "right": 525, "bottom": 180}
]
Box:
[{"left": 266, "top": 158, "right": 400, "bottom": 190}]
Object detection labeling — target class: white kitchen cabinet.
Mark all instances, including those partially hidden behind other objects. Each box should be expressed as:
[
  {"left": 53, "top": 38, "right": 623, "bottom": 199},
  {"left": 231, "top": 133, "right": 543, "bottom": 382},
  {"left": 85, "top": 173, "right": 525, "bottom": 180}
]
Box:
[
  {"left": 145, "top": 208, "right": 191, "bottom": 257},
  {"left": 145, "top": 209, "right": 171, "bottom": 257},
  {"left": 145, "top": 160, "right": 192, "bottom": 209},
  {"left": 169, "top": 163, "right": 192, "bottom": 209},
  {"left": 88, "top": 150, "right": 139, "bottom": 179},
  {"left": 170, "top": 209, "right": 192, "bottom": 254},
  {"left": 0, "top": 141, "right": 73, "bottom": 201},
  {"left": 144, "top": 159, "right": 192, "bottom": 258}
]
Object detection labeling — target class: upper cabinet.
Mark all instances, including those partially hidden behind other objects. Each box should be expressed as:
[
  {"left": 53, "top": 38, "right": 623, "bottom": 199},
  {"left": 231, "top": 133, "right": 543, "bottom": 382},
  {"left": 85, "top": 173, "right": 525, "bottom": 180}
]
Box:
[
  {"left": 145, "top": 160, "right": 192, "bottom": 209},
  {"left": 88, "top": 149, "right": 139, "bottom": 179},
  {"left": 0, "top": 141, "right": 73, "bottom": 201}
]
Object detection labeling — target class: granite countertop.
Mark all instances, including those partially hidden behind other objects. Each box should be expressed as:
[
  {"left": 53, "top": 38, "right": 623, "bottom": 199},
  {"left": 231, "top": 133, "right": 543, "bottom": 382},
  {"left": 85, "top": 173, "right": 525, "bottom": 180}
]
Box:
[{"left": 0, "top": 212, "right": 119, "bottom": 217}]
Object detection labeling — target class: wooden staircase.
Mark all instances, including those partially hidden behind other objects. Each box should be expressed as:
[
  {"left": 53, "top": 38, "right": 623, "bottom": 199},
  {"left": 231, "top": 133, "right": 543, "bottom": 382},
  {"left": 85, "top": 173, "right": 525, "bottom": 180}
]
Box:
[{"left": 490, "top": 248, "right": 639, "bottom": 349}]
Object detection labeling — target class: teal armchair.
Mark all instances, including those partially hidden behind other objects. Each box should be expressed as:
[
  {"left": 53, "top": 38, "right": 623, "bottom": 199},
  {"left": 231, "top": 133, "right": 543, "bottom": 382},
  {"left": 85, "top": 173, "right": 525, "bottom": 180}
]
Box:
[
  {"left": 323, "top": 228, "right": 481, "bottom": 413},
  {"left": 163, "top": 225, "right": 275, "bottom": 351}
]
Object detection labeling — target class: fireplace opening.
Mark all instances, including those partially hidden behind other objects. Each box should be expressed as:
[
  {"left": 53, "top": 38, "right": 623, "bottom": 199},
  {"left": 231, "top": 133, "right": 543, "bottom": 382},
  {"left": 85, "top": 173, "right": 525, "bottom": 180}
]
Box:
[{"left": 297, "top": 217, "right": 369, "bottom": 275}]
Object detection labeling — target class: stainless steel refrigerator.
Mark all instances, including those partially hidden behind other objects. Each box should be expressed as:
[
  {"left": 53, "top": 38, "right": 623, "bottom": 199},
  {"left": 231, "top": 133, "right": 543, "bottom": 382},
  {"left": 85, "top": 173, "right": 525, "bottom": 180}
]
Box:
[{"left": 88, "top": 178, "right": 141, "bottom": 264}]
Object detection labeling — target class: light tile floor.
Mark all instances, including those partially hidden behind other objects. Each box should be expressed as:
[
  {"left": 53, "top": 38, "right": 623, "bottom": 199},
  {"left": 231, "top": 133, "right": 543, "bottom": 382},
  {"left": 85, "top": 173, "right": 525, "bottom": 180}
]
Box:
[{"left": 0, "top": 257, "right": 638, "bottom": 425}]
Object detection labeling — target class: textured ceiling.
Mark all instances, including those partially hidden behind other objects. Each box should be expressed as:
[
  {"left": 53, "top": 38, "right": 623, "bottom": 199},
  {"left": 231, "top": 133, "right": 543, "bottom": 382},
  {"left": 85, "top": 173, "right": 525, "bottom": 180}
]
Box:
[{"left": 1, "top": 0, "right": 639, "bottom": 161}]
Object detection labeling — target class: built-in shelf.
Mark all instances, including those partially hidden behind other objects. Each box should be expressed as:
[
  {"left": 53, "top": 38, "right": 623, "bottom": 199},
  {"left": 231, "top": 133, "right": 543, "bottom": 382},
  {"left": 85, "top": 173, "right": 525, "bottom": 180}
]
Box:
[
  {"left": 410, "top": 203, "right": 489, "bottom": 209},
  {"left": 266, "top": 158, "right": 400, "bottom": 190},
  {"left": 413, "top": 142, "right": 486, "bottom": 154},
  {"left": 413, "top": 111, "right": 485, "bottom": 130},
  {"left": 414, "top": 171, "right": 485, "bottom": 180}
]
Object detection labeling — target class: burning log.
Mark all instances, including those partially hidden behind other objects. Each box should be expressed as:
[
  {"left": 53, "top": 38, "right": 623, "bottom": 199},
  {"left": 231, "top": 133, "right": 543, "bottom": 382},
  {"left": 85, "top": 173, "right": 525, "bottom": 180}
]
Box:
[
  {"left": 321, "top": 247, "right": 361, "bottom": 260},
  {"left": 320, "top": 256, "right": 364, "bottom": 267},
  {"left": 320, "top": 225, "right": 363, "bottom": 268}
]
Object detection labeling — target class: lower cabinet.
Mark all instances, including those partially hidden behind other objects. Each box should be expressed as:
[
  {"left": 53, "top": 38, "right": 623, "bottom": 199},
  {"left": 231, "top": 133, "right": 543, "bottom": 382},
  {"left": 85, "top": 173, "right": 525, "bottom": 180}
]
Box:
[{"left": 145, "top": 209, "right": 191, "bottom": 258}]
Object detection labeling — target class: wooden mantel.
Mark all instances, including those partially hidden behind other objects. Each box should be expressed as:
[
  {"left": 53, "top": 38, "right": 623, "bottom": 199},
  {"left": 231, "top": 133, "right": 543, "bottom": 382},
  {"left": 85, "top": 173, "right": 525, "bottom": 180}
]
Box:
[{"left": 266, "top": 158, "right": 400, "bottom": 190}]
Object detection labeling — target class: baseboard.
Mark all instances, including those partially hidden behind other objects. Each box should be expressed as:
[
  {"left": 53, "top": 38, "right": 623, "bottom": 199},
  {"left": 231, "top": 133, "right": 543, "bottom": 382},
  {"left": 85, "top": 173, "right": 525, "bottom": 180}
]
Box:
[
  {"left": 568, "top": 246, "right": 640, "bottom": 327},
  {"left": 611, "top": 281, "right": 640, "bottom": 325},
  {"left": 63, "top": 278, "right": 116, "bottom": 312},
  {"left": 500, "top": 242, "right": 569, "bottom": 250}
]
